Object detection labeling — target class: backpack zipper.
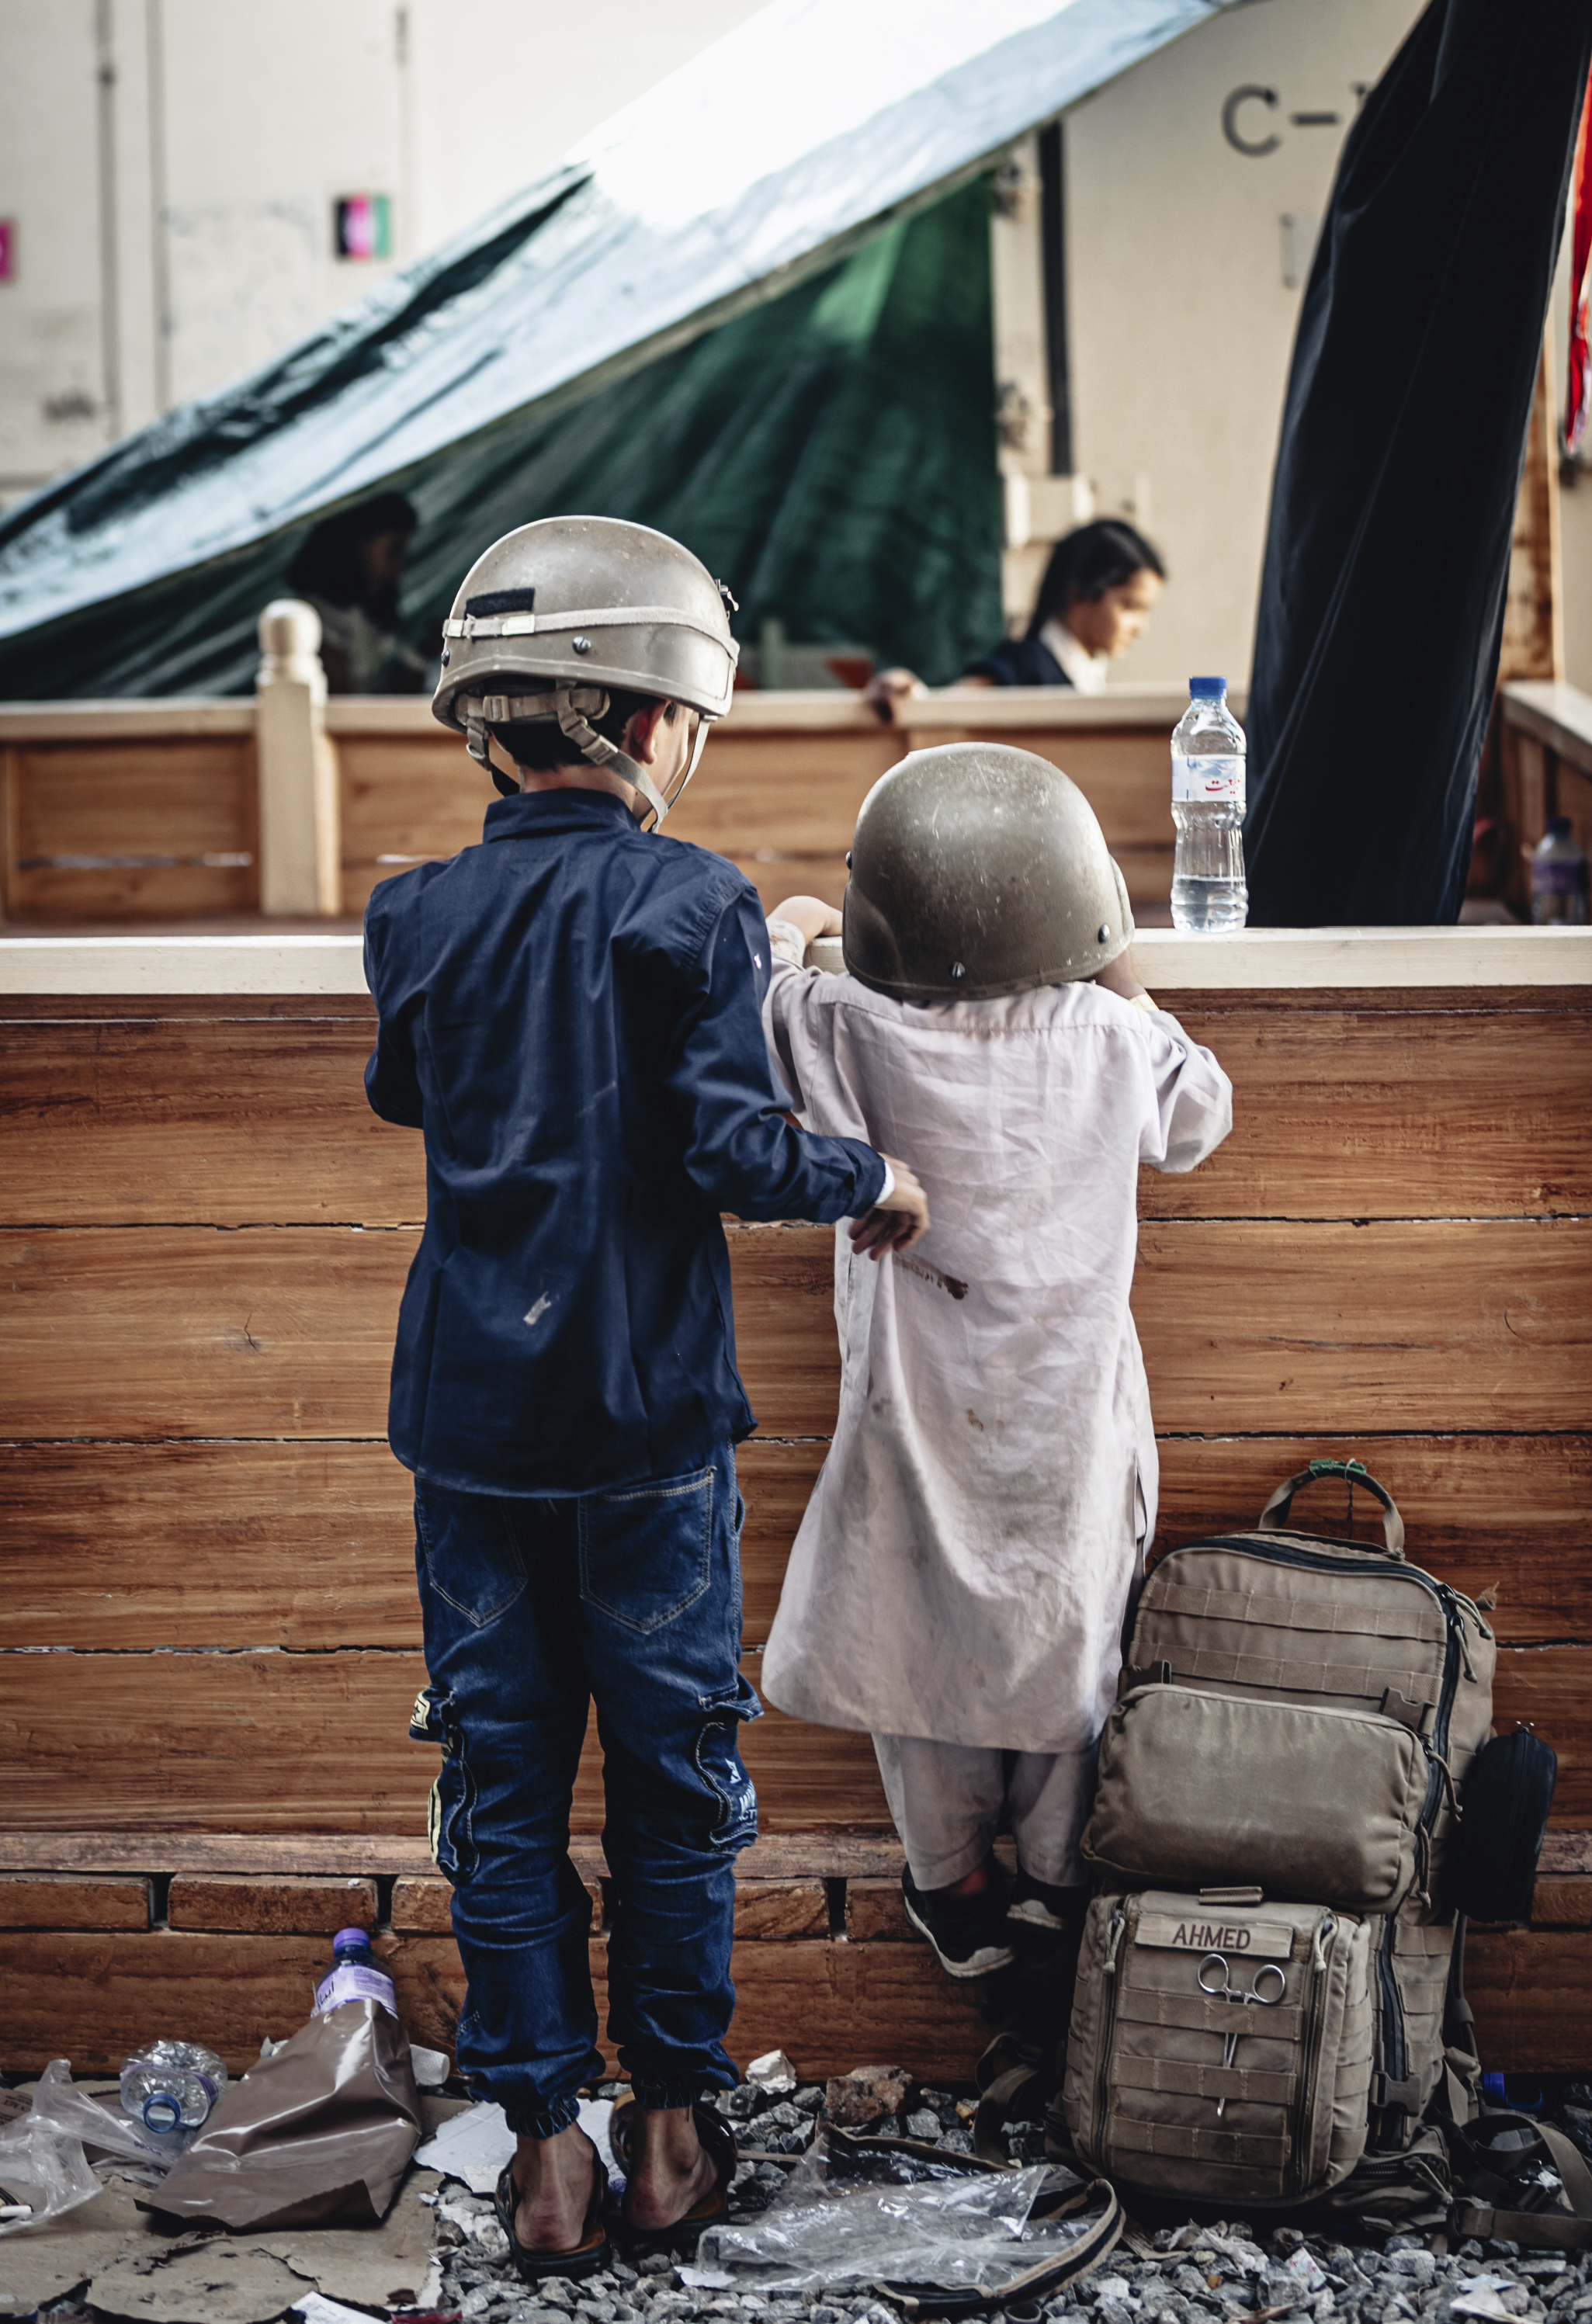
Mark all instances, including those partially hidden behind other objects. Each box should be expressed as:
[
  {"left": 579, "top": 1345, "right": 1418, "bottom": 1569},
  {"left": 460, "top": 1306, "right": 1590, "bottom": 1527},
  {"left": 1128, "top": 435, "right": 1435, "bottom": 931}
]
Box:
[
  {"left": 1372, "top": 1914, "right": 1407, "bottom": 2147},
  {"left": 1185, "top": 1538, "right": 1485, "bottom": 1857},
  {"left": 1289, "top": 1914, "right": 1334, "bottom": 2195},
  {"left": 1094, "top": 1901, "right": 1127, "bottom": 2170}
]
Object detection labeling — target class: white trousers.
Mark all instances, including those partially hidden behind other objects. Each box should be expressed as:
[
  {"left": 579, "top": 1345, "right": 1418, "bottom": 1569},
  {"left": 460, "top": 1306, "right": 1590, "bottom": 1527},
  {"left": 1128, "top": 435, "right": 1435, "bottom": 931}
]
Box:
[{"left": 872, "top": 1732, "right": 1097, "bottom": 1890}]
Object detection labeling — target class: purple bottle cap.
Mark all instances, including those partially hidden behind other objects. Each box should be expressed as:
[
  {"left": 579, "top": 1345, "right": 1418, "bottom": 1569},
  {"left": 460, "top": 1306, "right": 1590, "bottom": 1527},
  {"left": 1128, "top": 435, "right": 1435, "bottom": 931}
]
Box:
[{"left": 332, "top": 1927, "right": 371, "bottom": 1952}]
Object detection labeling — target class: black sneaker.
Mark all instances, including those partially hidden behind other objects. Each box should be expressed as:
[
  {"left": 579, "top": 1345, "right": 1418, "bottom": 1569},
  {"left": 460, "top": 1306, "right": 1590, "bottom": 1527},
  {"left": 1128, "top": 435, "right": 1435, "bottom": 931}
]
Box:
[
  {"left": 1007, "top": 1868, "right": 1091, "bottom": 1932},
  {"left": 900, "top": 1863, "right": 1015, "bottom": 1979}
]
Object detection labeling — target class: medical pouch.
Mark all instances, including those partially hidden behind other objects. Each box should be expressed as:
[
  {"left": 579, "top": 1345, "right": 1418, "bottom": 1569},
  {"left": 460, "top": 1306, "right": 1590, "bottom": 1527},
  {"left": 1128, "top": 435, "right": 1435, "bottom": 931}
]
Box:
[
  {"left": 1447, "top": 1727, "right": 1557, "bottom": 1924},
  {"left": 1118, "top": 1461, "right": 1496, "bottom": 1916},
  {"left": 1062, "top": 1889, "right": 1375, "bottom": 2207},
  {"left": 1082, "top": 1683, "right": 1429, "bottom": 1912}
]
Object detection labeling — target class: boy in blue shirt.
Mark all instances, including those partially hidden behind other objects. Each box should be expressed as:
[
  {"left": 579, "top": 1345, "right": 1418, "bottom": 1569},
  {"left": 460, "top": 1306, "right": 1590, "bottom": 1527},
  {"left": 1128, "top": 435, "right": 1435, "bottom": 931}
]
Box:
[{"left": 365, "top": 518, "right": 926, "bottom": 2275}]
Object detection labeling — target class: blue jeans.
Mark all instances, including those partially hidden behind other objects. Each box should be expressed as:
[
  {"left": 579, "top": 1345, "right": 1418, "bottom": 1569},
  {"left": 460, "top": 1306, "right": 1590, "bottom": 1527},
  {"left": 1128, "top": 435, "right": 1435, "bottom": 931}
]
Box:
[{"left": 411, "top": 1445, "right": 759, "bottom": 2136}]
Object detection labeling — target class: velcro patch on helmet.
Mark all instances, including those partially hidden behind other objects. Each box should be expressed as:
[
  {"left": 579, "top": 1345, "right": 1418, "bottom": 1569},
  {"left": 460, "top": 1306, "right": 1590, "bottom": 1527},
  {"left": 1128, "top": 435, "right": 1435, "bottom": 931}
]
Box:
[{"left": 465, "top": 587, "right": 536, "bottom": 617}]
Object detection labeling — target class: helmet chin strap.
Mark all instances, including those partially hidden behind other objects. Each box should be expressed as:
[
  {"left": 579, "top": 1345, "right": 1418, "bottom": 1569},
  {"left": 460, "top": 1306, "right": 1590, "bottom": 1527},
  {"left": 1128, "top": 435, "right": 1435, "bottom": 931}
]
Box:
[
  {"left": 554, "top": 690, "right": 671, "bottom": 829},
  {"left": 464, "top": 686, "right": 674, "bottom": 826}
]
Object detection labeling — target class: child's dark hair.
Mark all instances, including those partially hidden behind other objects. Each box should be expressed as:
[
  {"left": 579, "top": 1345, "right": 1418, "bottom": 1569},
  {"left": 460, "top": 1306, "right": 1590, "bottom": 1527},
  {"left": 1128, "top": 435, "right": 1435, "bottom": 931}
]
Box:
[
  {"left": 497, "top": 689, "right": 678, "bottom": 772},
  {"left": 1025, "top": 520, "right": 1166, "bottom": 642}
]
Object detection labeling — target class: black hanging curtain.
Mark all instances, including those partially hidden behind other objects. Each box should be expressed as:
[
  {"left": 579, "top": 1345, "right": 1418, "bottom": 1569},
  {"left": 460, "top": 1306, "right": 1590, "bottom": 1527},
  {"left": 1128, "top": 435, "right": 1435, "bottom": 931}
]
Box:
[{"left": 1243, "top": 0, "right": 1592, "bottom": 926}]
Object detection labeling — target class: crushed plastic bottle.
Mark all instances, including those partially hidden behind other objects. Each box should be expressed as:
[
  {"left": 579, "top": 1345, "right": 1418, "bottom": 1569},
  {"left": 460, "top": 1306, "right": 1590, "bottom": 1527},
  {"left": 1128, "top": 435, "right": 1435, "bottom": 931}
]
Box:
[
  {"left": 119, "top": 2039, "right": 228, "bottom": 2133},
  {"left": 1171, "top": 675, "right": 1248, "bottom": 931},
  {"left": 1530, "top": 815, "right": 1588, "bottom": 925},
  {"left": 313, "top": 1927, "right": 398, "bottom": 2020}
]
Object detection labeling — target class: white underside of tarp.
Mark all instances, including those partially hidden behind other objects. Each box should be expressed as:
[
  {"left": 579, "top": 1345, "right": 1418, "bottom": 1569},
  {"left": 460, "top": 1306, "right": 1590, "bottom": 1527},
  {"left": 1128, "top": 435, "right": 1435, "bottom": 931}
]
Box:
[{"left": 0, "top": 0, "right": 1232, "bottom": 640}]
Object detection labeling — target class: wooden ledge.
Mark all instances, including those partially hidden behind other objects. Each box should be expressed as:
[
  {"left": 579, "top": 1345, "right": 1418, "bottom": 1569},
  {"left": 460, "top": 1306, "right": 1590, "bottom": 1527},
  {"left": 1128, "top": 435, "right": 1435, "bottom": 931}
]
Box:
[
  {"left": 0, "top": 1830, "right": 907, "bottom": 1880},
  {"left": 5, "top": 925, "right": 1592, "bottom": 996}
]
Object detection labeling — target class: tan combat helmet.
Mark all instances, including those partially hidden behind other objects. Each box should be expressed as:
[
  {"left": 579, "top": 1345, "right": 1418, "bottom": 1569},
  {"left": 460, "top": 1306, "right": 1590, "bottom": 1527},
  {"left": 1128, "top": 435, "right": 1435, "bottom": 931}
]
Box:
[
  {"left": 842, "top": 742, "right": 1135, "bottom": 1001},
  {"left": 432, "top": 515, "right": 739, "bottom": 826}
]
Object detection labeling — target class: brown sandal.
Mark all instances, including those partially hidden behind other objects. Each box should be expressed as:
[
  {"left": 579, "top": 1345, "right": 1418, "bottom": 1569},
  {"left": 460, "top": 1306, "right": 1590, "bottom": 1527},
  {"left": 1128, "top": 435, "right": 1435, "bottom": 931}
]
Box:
[
  {"left": 609, "top": 2095, "right": 737, "bottom": 2253},
  {"left": 492, "top": 2134, "right": 611, "bottom": 2283}
]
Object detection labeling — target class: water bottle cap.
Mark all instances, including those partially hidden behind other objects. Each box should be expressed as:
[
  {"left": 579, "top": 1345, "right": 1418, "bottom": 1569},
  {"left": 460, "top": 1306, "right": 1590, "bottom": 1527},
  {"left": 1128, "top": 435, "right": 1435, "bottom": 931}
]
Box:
[
  {"left": 1545, "top": 815, "right": 1573, "bottom": 838},
  {"left": 332, "top": 1926, "right": 372, "bottom": 1955},
  {"left": 142, "top": 2088, "right": 183, "bottom": 2131},
  {"left": 1189, "top": 675, "right": 1226, "bottom": 698}
]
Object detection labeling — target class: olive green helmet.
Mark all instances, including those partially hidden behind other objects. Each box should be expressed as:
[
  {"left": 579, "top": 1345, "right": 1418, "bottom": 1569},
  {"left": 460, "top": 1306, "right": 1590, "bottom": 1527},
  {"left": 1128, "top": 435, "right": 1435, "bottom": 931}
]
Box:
[
  {"left": 432, "top": 515, "right": 739, "bottom": 824},
  {"left": 841, "top": 742, "right": 1134, "bottom": 1001}
]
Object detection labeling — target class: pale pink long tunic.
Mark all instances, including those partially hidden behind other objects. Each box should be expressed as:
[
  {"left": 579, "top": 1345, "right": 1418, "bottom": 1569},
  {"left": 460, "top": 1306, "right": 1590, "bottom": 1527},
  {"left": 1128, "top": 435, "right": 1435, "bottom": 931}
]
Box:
[{"left": 759, "top": 953, "right": 1233, "bottom": 1754}]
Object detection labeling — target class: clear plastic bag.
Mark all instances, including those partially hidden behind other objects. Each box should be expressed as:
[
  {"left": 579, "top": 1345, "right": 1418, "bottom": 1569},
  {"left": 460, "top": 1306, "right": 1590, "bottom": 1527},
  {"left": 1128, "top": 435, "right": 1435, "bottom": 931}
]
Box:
[
  {"left": 0, "top": 2059, "right": 182, "bottom": 2236},
  {"left": 698, "top": 2136, "right": 1100, "bottom": 2296}
]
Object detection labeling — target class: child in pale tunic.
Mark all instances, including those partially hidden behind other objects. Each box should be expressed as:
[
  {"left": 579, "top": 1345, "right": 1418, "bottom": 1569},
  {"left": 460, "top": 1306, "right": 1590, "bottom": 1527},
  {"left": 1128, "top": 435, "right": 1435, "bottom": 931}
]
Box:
[{"left": 758, "top": 758, "right": 1232, "bottom": 1979}]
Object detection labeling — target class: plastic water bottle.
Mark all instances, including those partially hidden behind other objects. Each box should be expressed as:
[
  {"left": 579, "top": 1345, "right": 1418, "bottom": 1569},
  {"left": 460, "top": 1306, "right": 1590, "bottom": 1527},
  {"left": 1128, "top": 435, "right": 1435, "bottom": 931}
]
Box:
[
  {"left": 120, "top": 2039, "right": 228, "bottom": 2132},
  {"left": 1171, "top": 676, "right": 1248, "bottom": 931},
  {"left": 314, "top": 1927, "right": 398, "bottom": 2020},
  {"left": 1530, "top": 815, "right": 1588, "bottom": 924}
]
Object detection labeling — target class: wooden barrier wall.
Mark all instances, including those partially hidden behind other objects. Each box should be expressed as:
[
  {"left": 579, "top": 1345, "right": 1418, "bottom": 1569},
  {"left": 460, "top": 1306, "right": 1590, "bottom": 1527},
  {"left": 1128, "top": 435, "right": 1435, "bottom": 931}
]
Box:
[
  {"left": 2, "top": 940, "right": 1589, "bottom": 2079},
  {"left": 0, "top": 687, "right": 1216, "bottom": 926}
]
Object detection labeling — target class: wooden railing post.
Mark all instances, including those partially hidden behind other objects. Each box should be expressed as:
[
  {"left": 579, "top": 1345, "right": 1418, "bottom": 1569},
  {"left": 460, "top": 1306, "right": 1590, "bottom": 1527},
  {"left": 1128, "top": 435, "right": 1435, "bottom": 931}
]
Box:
[{"left": 255, "top": 600, "right": 342, "bottom": 916}]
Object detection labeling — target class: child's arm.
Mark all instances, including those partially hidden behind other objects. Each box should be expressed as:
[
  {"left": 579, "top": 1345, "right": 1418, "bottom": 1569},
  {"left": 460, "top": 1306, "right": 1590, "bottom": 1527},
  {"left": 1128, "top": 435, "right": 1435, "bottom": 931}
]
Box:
[
  {"left": 763, "top": 895, "right": 931, "bottom": 1257},
  {"left": 768, "top": 893, "right": 841, "bottom": 966}
]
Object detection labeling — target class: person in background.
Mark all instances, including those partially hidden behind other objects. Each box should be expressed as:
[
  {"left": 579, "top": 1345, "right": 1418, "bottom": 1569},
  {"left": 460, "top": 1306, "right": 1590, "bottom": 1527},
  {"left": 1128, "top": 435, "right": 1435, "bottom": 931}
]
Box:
[
  {"left": 867, "top": 519, "right": 1165, "bottom": 715},
  {"left": 286, "top": 491, "right": 428, "bottom": 693}
]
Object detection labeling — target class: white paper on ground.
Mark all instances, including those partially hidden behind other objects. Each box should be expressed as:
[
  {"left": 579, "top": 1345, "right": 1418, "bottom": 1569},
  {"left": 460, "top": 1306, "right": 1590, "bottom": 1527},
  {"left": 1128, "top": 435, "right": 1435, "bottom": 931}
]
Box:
[
  {"left": 411, "top": 2096, "right": 616, "bottom": 2194},
  {"left": 293, "top": 2296, "right": 392, "bottom": 2324},
  {"left": 679, "top": 2266, "right": 735, "bottom": 2289},
  {"left": 409, "top": 2043, "right": 452, "bottom": 2088}
]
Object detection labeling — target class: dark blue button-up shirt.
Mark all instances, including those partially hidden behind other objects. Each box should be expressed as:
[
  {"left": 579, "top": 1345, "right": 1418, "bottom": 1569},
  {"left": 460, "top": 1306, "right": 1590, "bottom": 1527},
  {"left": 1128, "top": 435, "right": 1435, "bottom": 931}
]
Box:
[{"left": 364, "top": 789, "right": 884, "bottom": 1495}]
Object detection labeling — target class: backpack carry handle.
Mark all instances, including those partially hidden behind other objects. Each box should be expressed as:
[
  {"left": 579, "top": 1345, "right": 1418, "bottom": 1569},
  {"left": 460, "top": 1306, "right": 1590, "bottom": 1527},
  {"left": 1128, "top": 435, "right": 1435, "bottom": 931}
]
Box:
[{"left": 1257, "top": 1459, "right": 1405, "bottom": 1556}]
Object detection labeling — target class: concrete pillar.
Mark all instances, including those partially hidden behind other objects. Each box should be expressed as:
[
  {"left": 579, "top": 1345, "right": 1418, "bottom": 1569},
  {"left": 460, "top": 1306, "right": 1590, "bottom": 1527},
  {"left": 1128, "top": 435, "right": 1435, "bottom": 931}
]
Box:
[{"left": 255, "top": 598, "right": 341, "bottom": 916}]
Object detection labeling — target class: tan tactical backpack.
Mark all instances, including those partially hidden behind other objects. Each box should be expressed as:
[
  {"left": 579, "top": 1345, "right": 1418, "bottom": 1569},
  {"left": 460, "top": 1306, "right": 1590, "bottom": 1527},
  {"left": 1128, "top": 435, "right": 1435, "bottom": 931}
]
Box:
[{"left": 1063, "top": 1461, "right": 1497, "bottom": 2212}]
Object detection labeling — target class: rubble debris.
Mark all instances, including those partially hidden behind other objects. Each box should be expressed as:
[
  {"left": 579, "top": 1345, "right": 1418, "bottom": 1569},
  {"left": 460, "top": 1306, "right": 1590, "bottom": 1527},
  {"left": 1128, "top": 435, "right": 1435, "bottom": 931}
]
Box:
[{"left": 821, "top": 2066, "right": 914, "bottom": 2130}]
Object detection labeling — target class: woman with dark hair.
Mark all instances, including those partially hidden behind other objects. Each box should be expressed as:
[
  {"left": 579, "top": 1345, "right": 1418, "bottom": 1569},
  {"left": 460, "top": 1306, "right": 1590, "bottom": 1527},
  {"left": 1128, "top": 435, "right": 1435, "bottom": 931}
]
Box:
[
  {"left": 869, "top": 519, "right": 1165, "bottom": 714},
  {"left": 284, "top": 491, "right": 427, "bottom": 694}
]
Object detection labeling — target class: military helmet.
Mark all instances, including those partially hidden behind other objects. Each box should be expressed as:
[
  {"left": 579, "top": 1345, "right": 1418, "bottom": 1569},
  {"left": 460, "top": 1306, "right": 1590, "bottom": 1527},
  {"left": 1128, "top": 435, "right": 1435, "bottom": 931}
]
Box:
[
  {"left": 842, "top": 742, "right": 1134, "bottom": 1001},
  {"left": 432, "top": 515, "right": 740, "bottom": 824}
]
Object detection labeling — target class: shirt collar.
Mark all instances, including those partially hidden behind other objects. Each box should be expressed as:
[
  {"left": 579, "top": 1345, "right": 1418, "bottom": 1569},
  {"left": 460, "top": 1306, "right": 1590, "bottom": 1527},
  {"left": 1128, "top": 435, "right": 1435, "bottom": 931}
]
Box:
[
  {"left": 1039, "top": 617, "right": 1111, "bottom": 695},
  {"left": 483, "top": 788, "right": 640, "bottom": 842}
]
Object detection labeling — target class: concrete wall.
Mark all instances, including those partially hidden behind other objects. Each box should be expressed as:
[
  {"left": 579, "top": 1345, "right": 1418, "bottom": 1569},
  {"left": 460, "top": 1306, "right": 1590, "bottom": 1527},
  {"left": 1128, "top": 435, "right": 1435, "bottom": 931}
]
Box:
[
  {"left": 1063, "top": 0, "right": 1424, "bottom": 688},
  {"left": 0, "top": 0, "right": 765, "bottom": 505}
]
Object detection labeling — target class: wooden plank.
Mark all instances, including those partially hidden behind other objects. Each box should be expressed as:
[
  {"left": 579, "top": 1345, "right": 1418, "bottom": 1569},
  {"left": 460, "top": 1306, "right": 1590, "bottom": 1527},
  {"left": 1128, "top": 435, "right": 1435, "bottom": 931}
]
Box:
[
  {"left": 8, "top": 742, "right": 258, "bottom": 922},
  {"left": 0, "top": 1442, "right": 420, "bottom": 1652},
  {"left": 0, "top": 1930, "right": 333, "bottom": 2073},
  {"left": 4, "top": 1638, "right": 1580, "bottom": 1837},
  {"left": 1466, "top": 1928, "right": 1592, "bottom": 2073},
  {"left": 0, "top": 1928, "right": 993, "bottom": 2080},
  {"left": 337, "top": 735, "right": 493, "bottom": 912},
  {"left": 5, "top": 1445, "right": 1582, "bottom": 1726},
  {"left": 0, "top": 1019, "right": 423, "bottom": 1227},
  {"left": 0, "top": 1875, "right": 149, "bottom": 1930},
  {"left": 1528, "top": 1876, "right": 1592, "bottom": 1927},
  {"left": 735, "top": 1217, "right": 1592, "bottom": 1440},
  {"left": 1132, "top": 1219, "right": 1592, "bottom": 1436},
  {"left": 665, "top": 732, "right": 901, "bottom": 859},
  {"left": 1150, "top": 1434, "right": 1592, "bottom": 1643},
  {"left": 1139, "top": 1002, "right": 1592, "bottom": 1220},
  {"left": 7, "top": 999, "right": 1587, "bottom": 1231},
  {"left": 391, "top": 1875, "right": 453, "bottom": 1933},
  {"left": 5, "top": 1923, "right": 1575, "bottom": 2079},
  {"left": 0, "top": 1224, "right": 412, "bottom": 1439},
  {"left": 0, "top": 1829, "right": 905, "bottom": 1878},
  {"left": 847, "top": 1878, "right": 913, "bottom": 1943},
  {"left": 0, "top": 1646, "right": 892, "bottom": 1836},
  {"left": 165, "top": 1874, "right": 377, "bottom": 1934},
  {"left": 732, "top": 1882, "right": 830, "bottom": 1941}
]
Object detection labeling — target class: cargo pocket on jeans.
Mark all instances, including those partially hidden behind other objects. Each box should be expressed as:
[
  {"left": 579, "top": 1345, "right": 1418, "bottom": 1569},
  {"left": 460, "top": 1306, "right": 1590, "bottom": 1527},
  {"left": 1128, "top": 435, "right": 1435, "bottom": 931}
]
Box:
[
  {"left": 577, "top": 1463, "right": 715, "bottom": 1634},
  {"left": 695, "top": 1671, "right": 762, "bottom": 1851},
  {"left": 416, "top": 1691, "right": 477, "bottom": 1885}
]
